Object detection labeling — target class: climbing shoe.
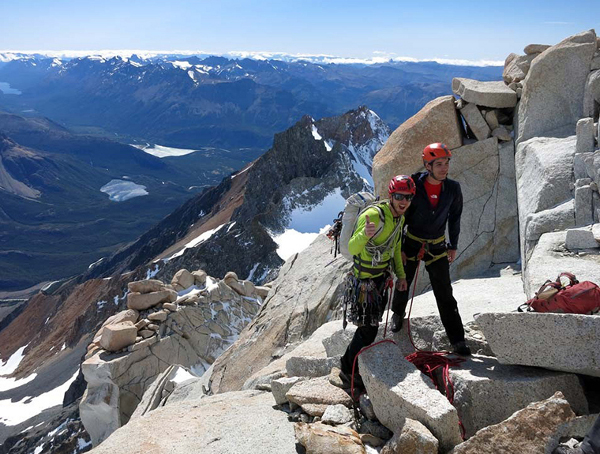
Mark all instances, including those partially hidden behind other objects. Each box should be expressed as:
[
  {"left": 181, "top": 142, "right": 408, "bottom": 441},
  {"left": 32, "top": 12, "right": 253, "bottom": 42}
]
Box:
[
  {"left": 452, "top": 341, "right": 472, "bottom": 357},
  {"left": 391, "top": 313, "right": 403, "bottom": 333}
]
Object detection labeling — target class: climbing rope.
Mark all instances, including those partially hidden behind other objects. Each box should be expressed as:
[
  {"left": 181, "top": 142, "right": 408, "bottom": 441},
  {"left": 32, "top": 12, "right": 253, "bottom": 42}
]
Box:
[{"left": 350, "top": 242, "right": 467, "bottom": 440}]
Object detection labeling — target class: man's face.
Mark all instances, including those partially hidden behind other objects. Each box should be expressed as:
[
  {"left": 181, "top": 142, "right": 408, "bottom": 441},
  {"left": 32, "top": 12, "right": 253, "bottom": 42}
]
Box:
[
  {"left": 390, "top": 191, "right": 413, "bottom": 216},
  {"left": 427, "top": 157, "right": 450, "bottom": 180}
]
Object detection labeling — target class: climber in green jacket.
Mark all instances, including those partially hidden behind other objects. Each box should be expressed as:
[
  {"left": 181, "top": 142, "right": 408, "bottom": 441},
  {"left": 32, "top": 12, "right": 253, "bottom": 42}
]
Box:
[{"left": 339, "top": 175, "right": 415, "bottom": 389}]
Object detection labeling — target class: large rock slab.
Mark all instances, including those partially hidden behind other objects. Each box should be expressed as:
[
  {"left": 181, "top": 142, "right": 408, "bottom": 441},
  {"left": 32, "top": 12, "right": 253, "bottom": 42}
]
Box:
[
  {"left": 517, "top": 30, "right": 597, "bottom": 144},
  {"left": 524, "top": 230, "right": 600, "bottom": 297},
  {"left": 516, "top": 135, "right": 577, "bottom": 265},
  {"left": 525, "top": 199, "right": 575, "bottom": 242},
  {"left": 285, "top": 376, "right": 352, "bottom": 416},
  {"left": 358, "top": 342, "right": 462, "bottom": 452},
  {"left": 449, "top": 138, "right": 519, "bottom": 278},
  {"left": 450, "top": 355, "right": 588, "bottom": 438},
  {"left": 459, "top": 103, "right": 490, "bottom": 140},
  {"left": 450, "top": 392, "right": 576, "bottom": 454},
  {"left": 584, "top": 70, "right": 600, "bottom": 118},
  {"left": 127, "top": 279, "right": 164, "bottom": 294},
  {"left": 295, "top": 422, "right": 365, "bottom": 454},
  {"left": 286, "top": 355, "right": 340, "bottom": 378},
  {"left": 127, "top": 289, "right": 177, "bottom": 310},
  {"left": 452, "top": 78, "right": 517, "bottom": 108},
  {"left": 209, "top": 235, "right": 351, "bottom": 393},
  {"left": 89, "top": 390, "right": 298, "bottom": 454},
  {"left": 475, "top": 312, "right": 600, "bottom": 376},
  {"left": 372, "top": 95, "right": 462, "bottom": 199}
]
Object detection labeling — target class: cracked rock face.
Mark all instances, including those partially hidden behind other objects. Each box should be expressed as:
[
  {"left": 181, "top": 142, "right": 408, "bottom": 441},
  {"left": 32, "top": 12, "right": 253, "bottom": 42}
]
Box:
[{"left": 79, "top": 274, "right": 261, "bottom": 446}]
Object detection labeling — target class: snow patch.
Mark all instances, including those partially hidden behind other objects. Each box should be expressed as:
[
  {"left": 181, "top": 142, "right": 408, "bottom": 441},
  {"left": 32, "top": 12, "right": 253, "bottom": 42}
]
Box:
[
  {"left": 246, "top": 263, "right": 259, "bottom": 281},
  {"left": 166, "top": 224, "right": 226, "bottom": 261},
  {"left": 272, "top": 227, "right": 329, "bottom": 261},
  {"left": 0, "top": 369, "right": 79, "bottom": 426},
  {"left": 0, "top": 373, "right": 37, "bottom": 392},
  {"left": 172, "top": 368, "right": 196, "bottom": 384},
  {"left": 146, "top": 264, "right": 160, "bottom": 279},
  {"left": 171, "top": 60, "right": 192, "bottom": 70},
  {"left": 100, "top": 179, "right": 148, "bottom": 202},
  {"left": 0, "top": 345, "right": 28, "bottom": 376},
  {"left": 132, "top": 143, "right": 198, "bottom": 158},
  {"left": 311, "top": 124, "right": 323, "bottom": 141}
]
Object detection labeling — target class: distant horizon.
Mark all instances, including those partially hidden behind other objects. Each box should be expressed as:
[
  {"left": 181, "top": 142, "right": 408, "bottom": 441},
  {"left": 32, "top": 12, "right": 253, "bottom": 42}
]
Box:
[
  {"left": 0, "top": 49, "right": 506, "bottom": 67},
  {"left": 2, "top": 0, "right": 598, "bottom": 64}
]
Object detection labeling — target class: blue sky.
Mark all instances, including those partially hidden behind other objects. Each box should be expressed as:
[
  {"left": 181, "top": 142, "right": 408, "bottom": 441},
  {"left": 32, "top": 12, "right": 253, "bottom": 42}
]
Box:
[{"left": 1, "top": 0, "right": 599, "bottom": 62}]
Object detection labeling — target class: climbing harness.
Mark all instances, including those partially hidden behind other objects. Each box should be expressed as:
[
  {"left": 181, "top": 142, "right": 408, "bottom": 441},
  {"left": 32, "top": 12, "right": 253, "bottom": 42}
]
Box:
[{"left": 404, "top": 231, "right": 448, "bottom": 266}]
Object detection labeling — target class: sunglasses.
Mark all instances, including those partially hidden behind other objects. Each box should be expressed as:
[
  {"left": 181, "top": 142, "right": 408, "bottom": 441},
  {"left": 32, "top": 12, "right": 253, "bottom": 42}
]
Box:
[{"left": 392, "top": 193, "right": 414, "bottom": 202}]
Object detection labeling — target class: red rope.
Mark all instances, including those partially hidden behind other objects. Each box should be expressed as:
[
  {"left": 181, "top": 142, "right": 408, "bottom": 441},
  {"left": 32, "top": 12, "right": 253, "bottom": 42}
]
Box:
[
  {"left": 348, "top": 243, "right": 466, "bottom": 439},
  {"left": 403, "top": 243, "right": 466, "bottom": 440}
]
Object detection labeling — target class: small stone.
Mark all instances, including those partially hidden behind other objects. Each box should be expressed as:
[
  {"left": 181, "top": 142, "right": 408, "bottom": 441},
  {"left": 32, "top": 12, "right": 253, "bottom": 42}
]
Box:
[
  {"left": 566, "top": 226, "right": 599, "bottom": 249},
  {"left": 576, "top": 118, "right": 595, "bottom": 154},
  {"left": 135, "top": 319, "right": 149, "bottom": 330},
  {"left": 300, "top": 413, "right": 310, "bottom": 423},
  {"left": 492, "top": 126, "right": 512, "bottom": 142},
  {"left": 321, "top": 404, "right": 353, "bottom": 425},
  {"left": 524, "top": 44, "right": 550, "bottom": 54},
  {"left": 178, "top": 295, "right": 199, "bottom": 306},
  {"left": 163, "top": 302, "right": 177, "bottom": 312},
  {"left": 192, "top": 270, "right": 207, "bottom": 286},
  {"left": 139, "top": 329, "right": 154, "bottom": 339},
  {"left": 254, "top": 286, "right": 270, "bottom": 298},
  {"left": 147, "top": 324, "right": 159, "bottom": 331},
  {"left": 128, "top": 279, "right": 164, "bottom": 294},
  {"left": 328, "top": 367, "right": 345, "bottom": 388},
  {"left": 172, "top": 269, "right": 195, "bottom": 290},
  {"left": 294, "top": 422, "right": 365, "bottom": 454},
  {"left": 272, "top": 377, "right": 304, "bottom": 405},
  {"left": 360, "top": 433, "right": 385, "bottom": 447},
  {"left": 380, "top": 419, "right": 438, "bottom": 454},
  {"left": 127, "top": 290, "right": 177, "bottom": 310},
  {"left": 100, "top": 321, "right": 138, "bottom": 352},
  {"left": 148, "top": 310, "right": 168, "bottom": 322}
]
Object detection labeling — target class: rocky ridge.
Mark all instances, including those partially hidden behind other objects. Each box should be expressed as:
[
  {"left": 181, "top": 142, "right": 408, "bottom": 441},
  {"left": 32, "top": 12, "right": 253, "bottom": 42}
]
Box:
[
  {"left": 91, "top": 28, "right": 600, "bottom": 454},
  {"left": 79, "top": 268, "right": 267, "bottom": 445}
]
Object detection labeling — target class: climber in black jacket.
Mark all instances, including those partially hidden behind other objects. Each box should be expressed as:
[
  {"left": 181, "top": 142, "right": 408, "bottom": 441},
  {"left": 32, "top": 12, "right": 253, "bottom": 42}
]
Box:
[{"left": 390, "top": 142, "right": 471, "bottom": 356}]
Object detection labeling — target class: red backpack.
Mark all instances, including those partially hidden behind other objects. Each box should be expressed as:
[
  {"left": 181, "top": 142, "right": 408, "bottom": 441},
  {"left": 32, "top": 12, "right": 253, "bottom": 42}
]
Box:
[{"left": 519, "top": 272, "right": 600, "bottom": 314}]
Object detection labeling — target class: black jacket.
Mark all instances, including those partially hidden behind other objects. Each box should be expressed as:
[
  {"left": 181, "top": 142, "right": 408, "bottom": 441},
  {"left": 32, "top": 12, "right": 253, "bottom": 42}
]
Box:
[{"left": 404, "top": 171, "right": 463, "bottom": 250}]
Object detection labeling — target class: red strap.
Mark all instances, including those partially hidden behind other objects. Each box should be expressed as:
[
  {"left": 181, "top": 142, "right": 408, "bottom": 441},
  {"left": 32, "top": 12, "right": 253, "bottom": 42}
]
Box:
[{"left": 557, "top": 272, "right": 578, "bottom": 287}]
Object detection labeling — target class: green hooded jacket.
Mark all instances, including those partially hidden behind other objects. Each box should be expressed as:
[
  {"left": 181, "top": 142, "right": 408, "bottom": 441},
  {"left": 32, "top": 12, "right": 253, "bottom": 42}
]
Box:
[{"left": 348, "top": 201, "right": 406, "bottom": 280}]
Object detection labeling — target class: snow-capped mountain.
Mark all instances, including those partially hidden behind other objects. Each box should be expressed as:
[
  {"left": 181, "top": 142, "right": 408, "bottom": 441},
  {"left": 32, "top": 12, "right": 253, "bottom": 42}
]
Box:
[
  {"left": 0, "top": 53, "right": 501, "bottom": 150},
  {"left": 0, "top": 106, "right": 389, "bottom": 453}
]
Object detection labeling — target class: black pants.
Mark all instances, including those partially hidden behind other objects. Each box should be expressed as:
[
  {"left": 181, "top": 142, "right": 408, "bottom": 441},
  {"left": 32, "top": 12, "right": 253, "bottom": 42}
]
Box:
[
  {"left": 340, "top": 274, "right": 387, "bottom": 375},
  {"left": 391, "top": 237, "right": 466, "bottom": 346},
  {"left": 581, "top": 413, "right": 600, "bottom": 454}
]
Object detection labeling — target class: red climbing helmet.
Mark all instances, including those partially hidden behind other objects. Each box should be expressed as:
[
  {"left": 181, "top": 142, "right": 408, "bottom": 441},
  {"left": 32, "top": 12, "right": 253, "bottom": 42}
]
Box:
[
  {"left": 422, "top": 143, "right": 452, "bottom": 163},
  {"left": 388, "top": 175, "right": 416, "bottom": 195}
]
